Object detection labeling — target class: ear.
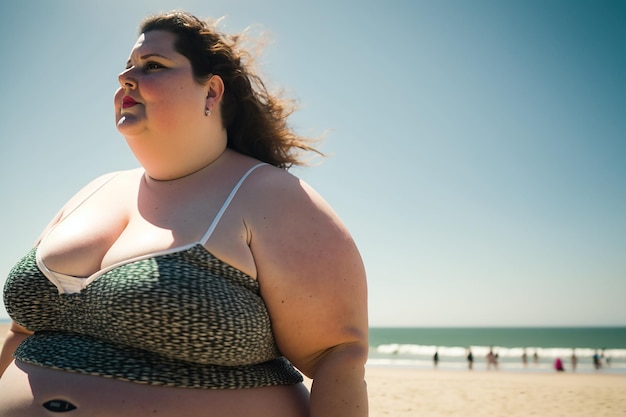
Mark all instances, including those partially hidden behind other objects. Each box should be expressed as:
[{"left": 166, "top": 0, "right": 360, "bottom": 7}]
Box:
[{"left": 205, "top": 75, "right": 225, "bottom": 112}]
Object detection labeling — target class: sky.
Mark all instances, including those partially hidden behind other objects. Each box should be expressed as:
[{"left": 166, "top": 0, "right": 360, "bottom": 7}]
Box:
[{"left": 0, "top": 0, "right": 624, "bottom": 327}]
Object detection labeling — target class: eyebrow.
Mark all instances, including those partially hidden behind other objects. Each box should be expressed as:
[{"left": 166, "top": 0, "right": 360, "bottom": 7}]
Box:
[{"left": 126, "top": 53, "right": 171, "bottom": 68}]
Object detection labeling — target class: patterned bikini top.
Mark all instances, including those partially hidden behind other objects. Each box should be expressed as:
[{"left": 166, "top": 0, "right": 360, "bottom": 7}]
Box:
[{"left": 2, "top": 164, "right": 302, "bottom": 389}]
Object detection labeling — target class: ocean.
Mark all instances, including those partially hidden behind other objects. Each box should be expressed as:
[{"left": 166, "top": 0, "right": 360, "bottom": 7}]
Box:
[{"left": 368, "top": 327, "right": 626, "bottom": 374}]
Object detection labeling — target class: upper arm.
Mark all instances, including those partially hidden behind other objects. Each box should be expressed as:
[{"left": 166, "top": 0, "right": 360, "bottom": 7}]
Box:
[{"left": 248, "top": 170, "right": 368, "bottom": 378}]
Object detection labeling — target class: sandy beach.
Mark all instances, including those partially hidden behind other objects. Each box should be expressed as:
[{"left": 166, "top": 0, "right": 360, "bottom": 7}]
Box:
[
  {"left": 2, "top": 323, "right": 625, "bottom": 416},
  {"left": 353, "top": 367, "right": 626, "bottom": 417}
]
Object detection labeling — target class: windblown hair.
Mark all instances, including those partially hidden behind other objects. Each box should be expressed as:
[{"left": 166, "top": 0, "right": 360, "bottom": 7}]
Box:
[{"left": 140, "top": 11, "right": 322, "bottom": 169}]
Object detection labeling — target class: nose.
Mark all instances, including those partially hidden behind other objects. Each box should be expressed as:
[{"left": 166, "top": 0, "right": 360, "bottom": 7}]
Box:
[{"left": 118, "top": 68, "right": 137, "bottom": 89}]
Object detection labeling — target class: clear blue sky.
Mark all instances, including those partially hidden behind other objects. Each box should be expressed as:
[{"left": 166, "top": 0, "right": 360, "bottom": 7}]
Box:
[{"left": 1, "top": 0, "right": 624, "bottom": 326}]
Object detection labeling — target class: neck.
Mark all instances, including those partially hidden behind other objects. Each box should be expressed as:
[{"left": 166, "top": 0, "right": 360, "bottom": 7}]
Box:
[
  {"left": 144, "top": 147, "right": 231, "bottom": 184},
  {"left": 125, "top": 120, "right": 229, "bottom": 182}
]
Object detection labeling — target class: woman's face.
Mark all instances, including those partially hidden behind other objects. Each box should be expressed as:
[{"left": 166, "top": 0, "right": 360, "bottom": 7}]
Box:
[{"left": 114, "top": 30, "right": 208, "bottom": 137}]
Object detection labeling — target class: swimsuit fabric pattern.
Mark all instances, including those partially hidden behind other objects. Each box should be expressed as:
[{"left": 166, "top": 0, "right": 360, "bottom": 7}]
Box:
[{"left": 2, "top": 165, "right": 303, "bottom": 389}]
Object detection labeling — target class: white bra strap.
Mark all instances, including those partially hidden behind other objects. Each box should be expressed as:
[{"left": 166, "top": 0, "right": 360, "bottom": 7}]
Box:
[{"left": 199, "top": 163, "right": 266, "bottom": 245}]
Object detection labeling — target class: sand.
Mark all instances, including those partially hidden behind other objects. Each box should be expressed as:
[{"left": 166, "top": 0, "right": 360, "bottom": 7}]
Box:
[
  {"left": 354, "top": 367, "right": 626, "bottom": 417},
  {"left": 2, "top": 323, "right": 625, "bottom": 416}
]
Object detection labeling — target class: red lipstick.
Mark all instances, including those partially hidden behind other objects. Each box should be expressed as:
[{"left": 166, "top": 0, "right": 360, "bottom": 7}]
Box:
[{"left": 122, "top": 96, "right": 138, "bottom": 108}]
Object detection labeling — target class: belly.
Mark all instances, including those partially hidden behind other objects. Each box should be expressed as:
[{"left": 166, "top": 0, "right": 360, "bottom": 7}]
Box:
[{"left": 0, "top": 361, "right": 310, "bottom": 417}]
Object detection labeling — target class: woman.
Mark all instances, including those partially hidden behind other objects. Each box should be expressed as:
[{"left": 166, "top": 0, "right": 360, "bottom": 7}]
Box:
[{"left": 0, "top": 11, "right": 368, "bottom": 417}]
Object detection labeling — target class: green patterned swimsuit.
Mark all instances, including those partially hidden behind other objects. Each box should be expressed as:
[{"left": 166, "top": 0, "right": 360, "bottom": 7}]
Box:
[{"left": 2, "top": 164, "right": 302, "bottom": 389}]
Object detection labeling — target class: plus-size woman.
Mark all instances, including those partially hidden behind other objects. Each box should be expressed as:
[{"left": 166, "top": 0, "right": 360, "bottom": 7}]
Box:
[{"left": 0, "top": 11, "right": 368, "bottom": 417}]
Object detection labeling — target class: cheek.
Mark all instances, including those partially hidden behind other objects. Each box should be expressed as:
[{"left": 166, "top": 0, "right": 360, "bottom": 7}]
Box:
[{"left": 146, "top": 81, "right": 203, "bottom": 112}]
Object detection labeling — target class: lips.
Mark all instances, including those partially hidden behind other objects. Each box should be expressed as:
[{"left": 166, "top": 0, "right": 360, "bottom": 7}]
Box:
[{"left": 122, "top": 96, "right": 138, "bottom": 108}]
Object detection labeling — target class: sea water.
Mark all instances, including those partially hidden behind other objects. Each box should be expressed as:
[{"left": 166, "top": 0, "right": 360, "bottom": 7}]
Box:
[{"left": 368, "top": 327, "right": 626, "bottom": 373}]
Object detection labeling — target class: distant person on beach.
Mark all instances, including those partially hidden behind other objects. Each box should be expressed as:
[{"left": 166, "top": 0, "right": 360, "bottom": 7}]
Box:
[
  {"left": 522, "top": 348, "right": 528, "bottom": 367},
  {"left": 533, "top": 350, "right": 539, "bottom": 365},
  {"left": 571, "top": 349, "right": 578, "bottom": 371},
  {"left": 467, "top": 348, "right": 474, "bottom": 370},
  {"left": 0, "top": 11, "right": 368, "bottom": 417},
  {"left": 593, "top": 350, "right": 602, "bottom": 370},
  {"left": 554, "top": 357, "right": 565, "bottom": 372},
  {"left": 486, "top": 347, "right": 498, "bottom": 370},
  {"left": 433, "top": 349, "right": 439, "bottom": 368}
]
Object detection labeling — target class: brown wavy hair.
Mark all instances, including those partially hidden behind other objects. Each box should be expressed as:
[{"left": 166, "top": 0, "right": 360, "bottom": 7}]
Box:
[{"left": 139, "top": 11, "right": 322, "bottom": 169}]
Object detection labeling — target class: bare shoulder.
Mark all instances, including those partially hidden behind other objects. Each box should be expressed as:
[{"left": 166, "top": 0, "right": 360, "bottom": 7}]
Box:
[
  {"left": 244, "top": 166, "right": 350, "bottom": 253},
  {"left": 245, "top": 166, "right": 368, "bottom": 377},
  {"left": 35, "top": 169, "right": 140, "bottom": 243},
  {"left": 244, "top": 166, "right": 330, "bottom": 215},
  {"left": 60, "top": 169, "right": 140, "bottom": 214}
]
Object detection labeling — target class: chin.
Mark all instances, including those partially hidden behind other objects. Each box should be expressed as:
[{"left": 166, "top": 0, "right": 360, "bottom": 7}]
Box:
[{"left": 116, "top": 115, "right": 146, "bottom": 136}]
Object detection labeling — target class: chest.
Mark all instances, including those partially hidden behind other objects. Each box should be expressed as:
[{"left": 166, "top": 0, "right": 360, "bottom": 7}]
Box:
[{"left": 38, "top": 179, "right": 231, "bottom": 279}]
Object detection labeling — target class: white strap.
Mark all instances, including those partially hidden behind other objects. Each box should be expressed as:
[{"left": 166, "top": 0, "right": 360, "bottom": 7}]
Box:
[{"left": 199, "top": 163, "right": 266, "bottom": 245}]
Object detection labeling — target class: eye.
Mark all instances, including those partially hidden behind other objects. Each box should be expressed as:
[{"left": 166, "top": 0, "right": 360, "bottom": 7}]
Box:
[{"left": 144, "top": 62, "right": 164, "bottom": 71}]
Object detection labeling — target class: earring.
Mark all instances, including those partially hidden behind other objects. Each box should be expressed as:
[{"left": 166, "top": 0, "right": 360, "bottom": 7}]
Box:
[{"left": 205, "top": 107, "right": 211, "bottom": 116}]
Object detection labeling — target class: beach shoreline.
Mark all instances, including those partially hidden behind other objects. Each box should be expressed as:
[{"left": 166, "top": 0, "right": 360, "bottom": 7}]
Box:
[{"left": 2, "top": 323, "right": 625, "bottom": 416}]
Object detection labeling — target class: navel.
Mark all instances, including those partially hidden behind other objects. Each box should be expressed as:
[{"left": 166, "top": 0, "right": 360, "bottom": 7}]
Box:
[{"left": 42, "top": 399, "right": 77, "bottom": 412}]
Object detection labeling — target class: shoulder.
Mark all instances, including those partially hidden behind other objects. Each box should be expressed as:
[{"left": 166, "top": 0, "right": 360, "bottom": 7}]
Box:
[
  {"left": 53, "top": 168, "right": 141, "bottom": 223},
  {"left": 243, "top": 163, "right": 360, "bottom": 286},
  {"left": 242, "top": 165, "right": 349, "bottom": 248},
  {"left": 34, "top": 169, "right": 139, "bottom": 244},
  {"left": 75, "top": 168, "right": 139, "bottom": 192},
  {"left": 62, "top": 169, "right": 140, "bottom": 211},
  {"left": 244, "top": 164, "right": 332, "bottom": 216}
]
